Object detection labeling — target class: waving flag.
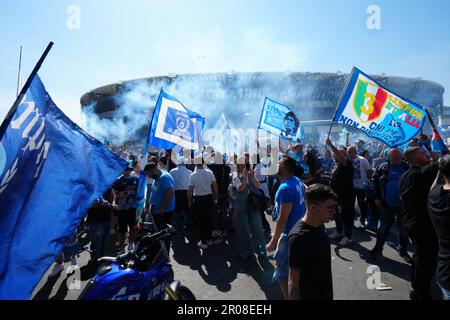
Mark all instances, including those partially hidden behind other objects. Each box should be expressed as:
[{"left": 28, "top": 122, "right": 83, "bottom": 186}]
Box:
[
  {"left": 148, "top": 90, "right": 205, "bottom": 151},
  {"left": 333, "top": 67, "right": 427, "bottom": 147},
  {"left": 136, "top": 91, "right": 204, "bottom": 219},
  {"left": 0, "top": 74, "right": 128, "bottom": 299},
  {"left": 258, "top": 97, "right": 305, "bottom": 143},
  {"left": 425, "top": 108, "right": 449, "bottom": 155}
]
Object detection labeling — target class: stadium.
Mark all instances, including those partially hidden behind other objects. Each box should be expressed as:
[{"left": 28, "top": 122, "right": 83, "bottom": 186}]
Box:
[{"left": 80, "top": 72, "right": 445, "bottom": 145}]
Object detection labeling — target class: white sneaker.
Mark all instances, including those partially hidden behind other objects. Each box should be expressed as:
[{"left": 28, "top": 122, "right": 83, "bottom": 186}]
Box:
[
  {"left": 197, "top": 241, "right": 208, "bottom": 249},
  {"left": 329, "top": 230, "right": 343, "bottom": 240},
  {"left": 48, "top": 264, "right": 64, "bottom": 278},
  {"left": 338, "top": 237, "right": 354, "bottom": 246}
]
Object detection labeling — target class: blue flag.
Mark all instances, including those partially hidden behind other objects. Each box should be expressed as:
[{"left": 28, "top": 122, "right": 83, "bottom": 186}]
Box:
[
  {"left": 333, "top": 67, "right": 427, "bottom": 147},
  {"left": 0, "top": 75, "right": 128, "bottom": 299},
  {"left": 258, "top": 97, "right": 305, "bottom": 143},
  {"left": 136, "top": 90, "right": 204, "bottom": 220},
  {"left": 148, "top": 90, "right": 205, "bottom": 151}
]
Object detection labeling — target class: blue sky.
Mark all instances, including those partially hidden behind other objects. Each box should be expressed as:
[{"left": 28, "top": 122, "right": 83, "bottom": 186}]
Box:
[{"left": 1, "top": 0, "right": 449, "bottom": 124}]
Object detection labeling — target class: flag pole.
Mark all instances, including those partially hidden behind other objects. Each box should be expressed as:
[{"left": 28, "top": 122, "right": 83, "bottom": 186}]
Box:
[
  {"left": 16, "top": 46, "right": 23, "bottom": 97},
  {"left": 327, "top": 67, "right": 355, "bottom": 142},
  {"left": 0, "top": 41, "right": 54, "bottom": 137}
]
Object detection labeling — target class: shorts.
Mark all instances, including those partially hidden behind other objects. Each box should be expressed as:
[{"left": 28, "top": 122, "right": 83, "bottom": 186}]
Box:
[
  {"left": 272, "top": 233, "right": 289, "bottom": 282},
  {"left": 117, "top": 208, "right": 136, "bottom": 234}
]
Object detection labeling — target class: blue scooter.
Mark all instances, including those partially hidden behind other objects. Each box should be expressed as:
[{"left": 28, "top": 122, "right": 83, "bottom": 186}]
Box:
[{"left": 78, "top": 222, "right": 195, "bottom": 300}]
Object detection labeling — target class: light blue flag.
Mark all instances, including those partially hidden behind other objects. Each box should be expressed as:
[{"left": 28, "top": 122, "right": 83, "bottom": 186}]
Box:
[
  {"left": 333, "top": 67, "right": 427, "bottom": 147},
  {"left": 0, "top": 74, "right": 128, "bottom": 299},
  {"left": 258, "top": 97, "right": 305, "bottom": 143}
]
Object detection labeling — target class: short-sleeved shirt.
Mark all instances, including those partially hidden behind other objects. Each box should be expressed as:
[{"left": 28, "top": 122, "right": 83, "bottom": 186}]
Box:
[
  {"left": 273, "top": 176, "right": 306, "bottom": 234},
  {"left": 169, "top": 166, "right": 192, "bottom": 191},
  {"left": 188, "top": 168, "right": 216, "bottom": 196},
  {"left": 149, "top": 171, "right": 175, "bottom": 214},
  {"left": 351, "top": 155, "right": 372, "bottom": 189},
  {"left": 288, "top": 221, "right": 333, "bottom": 300},
  {"left": 112, "top": 175, "right": 139, "bottom": 211}
]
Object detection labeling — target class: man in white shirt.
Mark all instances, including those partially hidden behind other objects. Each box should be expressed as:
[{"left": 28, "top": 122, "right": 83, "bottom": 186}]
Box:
[
  {"left": 170, "top": 160, "right": 192, "bottom": 237},
  {"left": 347, "top": 146, "right": 373, "bottom": 236},
  {"left": 188, "top": 158, "right": 219, "bottom": 249}
]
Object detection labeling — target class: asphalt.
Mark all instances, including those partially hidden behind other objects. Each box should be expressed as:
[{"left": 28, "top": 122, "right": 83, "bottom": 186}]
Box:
[{"left": 31, "top": 218, "right": 442, "bottom": 300}]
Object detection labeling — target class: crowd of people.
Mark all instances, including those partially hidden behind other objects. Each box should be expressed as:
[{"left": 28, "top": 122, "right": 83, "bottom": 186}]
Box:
[{"left": 47, "top": 130, "right": 450, "bottom": 301}]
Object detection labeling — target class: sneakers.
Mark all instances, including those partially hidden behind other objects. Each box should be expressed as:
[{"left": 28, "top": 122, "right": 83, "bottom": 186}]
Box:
[
  {"left": 328, "top": 230, "right": 343, "bottom": 240},
  {"left": 338, "top": 237, "right": 354, "bottom": 246},
  {"left": 197, "top": 241, "right": 208, "bottom": 249},
  {"left": 400, "top": 252, "right": 412, "bottom": 264},
  {"left": 48, "top": 264, "right": 64, "bottom": 278}
]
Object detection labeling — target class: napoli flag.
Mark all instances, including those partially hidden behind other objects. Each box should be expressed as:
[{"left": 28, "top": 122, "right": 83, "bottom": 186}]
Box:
[
  {"left": 333, "top": 67, "right": 427, "bottom": 147},
  {"left": 258, "top": 97, "right": 305, "bottom": 143},
  {"left": 148, "top": 90, "right": 205, "bottom": 151},
  {"left": 0, "top": 74, "right": 128, "bottom": 299}
]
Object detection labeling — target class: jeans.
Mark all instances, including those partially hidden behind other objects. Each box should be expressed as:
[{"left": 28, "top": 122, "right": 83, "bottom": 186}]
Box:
[
  {"left": 88, "top": 220, "right": 111, "bottom": 260},
  {"left": 335, "top": 194, "right": 354, "bottom": 239},
  {"left": 235, "top": 200, "right": 266, "bottom": 258},
  {"left": 373, "top": 206, "right": 408, "bottom": 253},
  {"left": 153, "top": 211, "right": 173, "bottom": 254},
  {"left": 352, "top": 188, "right": 368, "bottom": 224},
  {"left": 172, "top": 190, "right": 188, "bottom": 234}
]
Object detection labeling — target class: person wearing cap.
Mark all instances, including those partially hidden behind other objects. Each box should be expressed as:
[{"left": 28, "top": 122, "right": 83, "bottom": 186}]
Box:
[
  {"left": 112, "top": 165, "right": 139, "bottom": 253},
  {"left": 144, "top": 157, "right": 176, "bottom": 253}
]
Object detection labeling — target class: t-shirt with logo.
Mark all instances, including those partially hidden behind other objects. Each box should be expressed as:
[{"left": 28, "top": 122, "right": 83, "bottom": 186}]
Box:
[
  {"left": 351, "top": 156, "right": 371, "bottom": 190},
  {"left": 273, "top": 176, "right": 306, "bottom": 235},
  {"left": 112, "top": 175, "right": 139, "bottom": 211}
]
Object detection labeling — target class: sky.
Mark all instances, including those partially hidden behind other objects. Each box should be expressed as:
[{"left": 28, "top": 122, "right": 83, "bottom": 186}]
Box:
[{"left": 0, "top": 0, "right": 449, "bottom": 125}]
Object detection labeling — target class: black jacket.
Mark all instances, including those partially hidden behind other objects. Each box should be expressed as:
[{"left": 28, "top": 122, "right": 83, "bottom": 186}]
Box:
[
  {"left": 372, "top": 161, "right": 409, "bottom": 207},
  {"left": 399, "top": 161, "right": 439, "bottom": 233}
]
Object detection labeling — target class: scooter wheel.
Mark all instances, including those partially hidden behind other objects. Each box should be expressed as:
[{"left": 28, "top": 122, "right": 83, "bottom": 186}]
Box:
[{"left": 176, "top": 286, "right": 196, "bottom": 300}]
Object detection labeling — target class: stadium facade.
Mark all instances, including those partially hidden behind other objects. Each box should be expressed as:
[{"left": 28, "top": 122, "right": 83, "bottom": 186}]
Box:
[{"left": 80, "top": 72, "right": 445, "bottom": 142}]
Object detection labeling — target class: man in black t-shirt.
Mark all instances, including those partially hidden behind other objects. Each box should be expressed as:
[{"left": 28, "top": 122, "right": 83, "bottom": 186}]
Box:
[
  {"left": 326, "top": 138, "right": 354, "bottom": 244},
  {"left": 400, "top": 146, "right": 439, "bottom": 300},
  {"left": 288, "top": 184, "right": 337, "bottom": 300},
  {"left": 428, "top": 155, "right": 450, "bottom": 300}
]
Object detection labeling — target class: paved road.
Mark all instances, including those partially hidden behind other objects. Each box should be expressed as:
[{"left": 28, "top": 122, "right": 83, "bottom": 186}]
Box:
[{"left": 32, "top": 219, "right": 440, "bottom": 300}]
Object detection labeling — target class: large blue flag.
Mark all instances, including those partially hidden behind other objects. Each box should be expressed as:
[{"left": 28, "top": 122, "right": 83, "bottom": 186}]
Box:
[
  {"left": 333, "top": 67, "right": 427, "bottom": 147},
  {"left": 258, "top": 97, "right": 305, "bottom": 143},
  {"left": 0, "top": 74, "right": 128, "bottom": 299}
]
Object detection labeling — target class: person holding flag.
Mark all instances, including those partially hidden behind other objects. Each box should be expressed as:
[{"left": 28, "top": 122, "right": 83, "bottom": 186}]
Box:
[{"left": 0, "top": 43, "right": 127, "bottom": 299}]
